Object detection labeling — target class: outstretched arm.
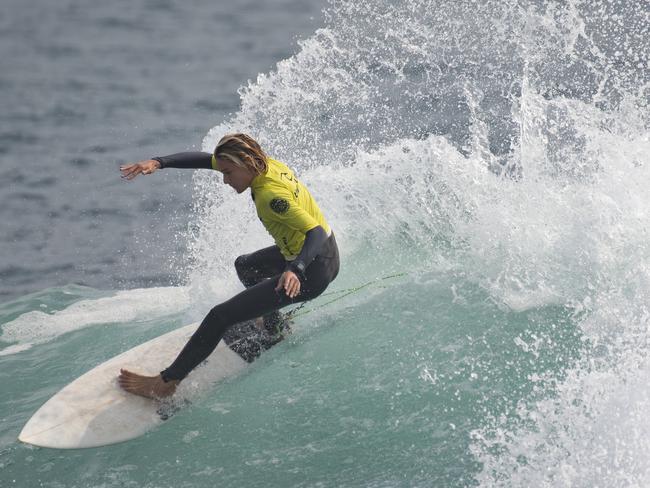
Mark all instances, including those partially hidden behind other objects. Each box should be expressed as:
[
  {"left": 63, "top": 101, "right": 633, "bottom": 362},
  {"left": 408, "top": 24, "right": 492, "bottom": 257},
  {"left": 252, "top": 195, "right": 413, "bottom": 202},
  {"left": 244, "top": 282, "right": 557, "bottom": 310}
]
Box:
[
  {"left": 119, "top": 152, "right": 213, "bottom": 180},
  {"left": 119, "top": 159, "right": 161, "bottom": 180}
]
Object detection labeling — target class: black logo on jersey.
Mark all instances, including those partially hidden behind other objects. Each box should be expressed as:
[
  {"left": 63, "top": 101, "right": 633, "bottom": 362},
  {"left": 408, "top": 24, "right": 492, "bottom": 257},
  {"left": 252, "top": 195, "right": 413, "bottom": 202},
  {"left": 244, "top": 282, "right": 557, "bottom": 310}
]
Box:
[{"left": 270, "top": 198, "right": 289, "bottom": 214}]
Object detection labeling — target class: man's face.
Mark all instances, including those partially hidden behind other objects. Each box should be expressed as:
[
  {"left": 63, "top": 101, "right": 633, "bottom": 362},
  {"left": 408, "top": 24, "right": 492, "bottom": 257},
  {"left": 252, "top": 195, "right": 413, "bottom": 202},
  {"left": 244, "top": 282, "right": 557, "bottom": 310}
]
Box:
[{"left": 215, "top": 158, "right": 256, "bottom": 193}]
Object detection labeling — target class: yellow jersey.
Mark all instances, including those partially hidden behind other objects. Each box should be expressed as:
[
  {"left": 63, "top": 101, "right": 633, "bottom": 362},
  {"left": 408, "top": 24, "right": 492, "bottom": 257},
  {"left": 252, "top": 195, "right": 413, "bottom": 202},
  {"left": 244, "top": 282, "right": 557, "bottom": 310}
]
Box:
[{"left": 250, "top": 158, "right": 331, "bottom": 260}]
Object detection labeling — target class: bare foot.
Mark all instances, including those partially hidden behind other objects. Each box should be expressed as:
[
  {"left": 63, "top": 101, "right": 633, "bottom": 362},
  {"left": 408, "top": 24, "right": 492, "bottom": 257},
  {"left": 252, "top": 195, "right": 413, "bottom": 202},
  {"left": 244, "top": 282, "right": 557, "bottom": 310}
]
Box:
[{"left": 118, "top": 369, "right": 179, "bottom": 399}]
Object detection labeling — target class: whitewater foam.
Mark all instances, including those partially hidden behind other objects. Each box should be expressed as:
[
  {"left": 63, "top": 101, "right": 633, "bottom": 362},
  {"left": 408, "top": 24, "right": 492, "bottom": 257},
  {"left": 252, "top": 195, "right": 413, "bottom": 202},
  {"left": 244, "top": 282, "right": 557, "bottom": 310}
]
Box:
[
  {"left": 184, "top": 0, "right": 650, "bottom": 484},
  {"left": 0, "top": 286, "right": 192, "bottom": 355}
]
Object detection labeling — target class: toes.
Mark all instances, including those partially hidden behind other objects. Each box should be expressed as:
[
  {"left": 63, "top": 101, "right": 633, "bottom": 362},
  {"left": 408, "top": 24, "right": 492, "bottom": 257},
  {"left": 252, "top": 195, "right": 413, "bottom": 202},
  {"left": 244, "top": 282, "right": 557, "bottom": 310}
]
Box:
[
  {"left": 117, "top": 374, "right": 141, "bottom": 390},
  {"left": 118, "top": 379, "right": 132, "bottom": 388},
  {"left": 119, "top": 369, "right": 154, "bottom": 380},
  {"left": 118, "top": 369, "right": 147, "bottom": 382}
]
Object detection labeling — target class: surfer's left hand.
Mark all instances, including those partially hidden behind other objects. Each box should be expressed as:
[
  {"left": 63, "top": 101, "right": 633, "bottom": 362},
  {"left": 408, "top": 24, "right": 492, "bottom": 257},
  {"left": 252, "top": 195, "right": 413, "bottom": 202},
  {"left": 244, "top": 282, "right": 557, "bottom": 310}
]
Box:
[{"left": 276, "top": 271, "right": 301, "bottom": 298}]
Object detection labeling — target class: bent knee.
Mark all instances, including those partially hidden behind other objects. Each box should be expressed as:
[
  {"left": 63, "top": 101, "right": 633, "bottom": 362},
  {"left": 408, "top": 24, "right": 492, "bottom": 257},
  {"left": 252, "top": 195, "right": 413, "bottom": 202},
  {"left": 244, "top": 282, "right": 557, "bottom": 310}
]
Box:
[
  {"left": 235, "top": 254, "right": 254, "bottom": 283},
  {"left": 234, "top": 254, "right": 248, "bottom": 273},
  {"left": 204, "top": 304, "right": 225, "bottom": 325}
]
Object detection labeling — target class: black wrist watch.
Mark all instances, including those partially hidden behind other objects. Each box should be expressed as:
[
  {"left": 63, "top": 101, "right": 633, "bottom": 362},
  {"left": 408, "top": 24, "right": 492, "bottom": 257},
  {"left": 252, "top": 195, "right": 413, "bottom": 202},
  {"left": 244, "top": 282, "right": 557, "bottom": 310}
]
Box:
[{"left": 288, "top": 260, "right": 306, "bottom": 281}]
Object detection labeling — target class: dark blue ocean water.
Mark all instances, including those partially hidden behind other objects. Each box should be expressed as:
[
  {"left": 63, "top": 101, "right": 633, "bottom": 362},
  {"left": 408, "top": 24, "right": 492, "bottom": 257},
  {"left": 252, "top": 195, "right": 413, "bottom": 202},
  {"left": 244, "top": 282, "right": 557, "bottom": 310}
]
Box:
[{"left": 0, "top": 0, "right": 324, "bottom": 302}]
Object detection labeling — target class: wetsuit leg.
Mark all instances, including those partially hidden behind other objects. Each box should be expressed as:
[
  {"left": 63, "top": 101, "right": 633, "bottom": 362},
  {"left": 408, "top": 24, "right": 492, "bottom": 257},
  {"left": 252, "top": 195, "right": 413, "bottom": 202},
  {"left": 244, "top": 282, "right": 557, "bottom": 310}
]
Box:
[
  {"left": 160, "top": 234, "right": 340, "bottom": 381},
  {"left": 234, "top": 245, "right": 286, "bottom": 287},
  {"left": 161, "top": 277, "right": 296, "bottom": 380},
  {"left": 234, "top": 245, "right": 286, "bottom": 332}
]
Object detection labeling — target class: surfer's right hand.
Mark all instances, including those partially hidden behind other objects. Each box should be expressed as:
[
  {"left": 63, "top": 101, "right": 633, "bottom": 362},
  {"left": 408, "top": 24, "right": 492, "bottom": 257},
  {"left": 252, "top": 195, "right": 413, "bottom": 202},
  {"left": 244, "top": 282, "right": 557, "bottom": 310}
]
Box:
[{"left": 120, "top": 160, "right": 161, "bottom": 180}]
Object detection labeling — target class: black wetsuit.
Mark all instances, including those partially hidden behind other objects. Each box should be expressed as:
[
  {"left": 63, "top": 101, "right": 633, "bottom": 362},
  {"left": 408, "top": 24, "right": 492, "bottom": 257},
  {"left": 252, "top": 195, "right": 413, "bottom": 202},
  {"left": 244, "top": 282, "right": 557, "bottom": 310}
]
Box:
[{"left": 152, "top": 152, "right": 340, "bottom": 381}]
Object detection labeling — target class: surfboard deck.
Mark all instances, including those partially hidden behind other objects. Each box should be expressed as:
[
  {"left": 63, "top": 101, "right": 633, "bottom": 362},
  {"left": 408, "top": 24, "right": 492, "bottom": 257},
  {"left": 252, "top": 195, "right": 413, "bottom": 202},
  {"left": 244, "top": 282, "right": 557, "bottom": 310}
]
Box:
[{"left": 18, "top": 323, "right": 251, "bottom": 449}]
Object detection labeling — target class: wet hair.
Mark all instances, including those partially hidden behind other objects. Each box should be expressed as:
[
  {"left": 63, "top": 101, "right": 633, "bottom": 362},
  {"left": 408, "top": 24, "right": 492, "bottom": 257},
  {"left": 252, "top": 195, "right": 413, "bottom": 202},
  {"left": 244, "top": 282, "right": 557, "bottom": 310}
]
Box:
[{"left": 213, "top": 133, "right": 268, "bottom": 175}]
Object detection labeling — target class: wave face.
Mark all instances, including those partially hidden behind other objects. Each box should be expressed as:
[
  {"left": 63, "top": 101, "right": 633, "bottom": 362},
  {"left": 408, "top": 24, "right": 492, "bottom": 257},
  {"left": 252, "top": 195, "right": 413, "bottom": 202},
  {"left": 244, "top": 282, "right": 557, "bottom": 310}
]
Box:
[
  {"left": 1, "top": 0, "right": 648, "bottom": 486},
  {"left": 184, "top": 0, "right": 650, "bottom": 485}
]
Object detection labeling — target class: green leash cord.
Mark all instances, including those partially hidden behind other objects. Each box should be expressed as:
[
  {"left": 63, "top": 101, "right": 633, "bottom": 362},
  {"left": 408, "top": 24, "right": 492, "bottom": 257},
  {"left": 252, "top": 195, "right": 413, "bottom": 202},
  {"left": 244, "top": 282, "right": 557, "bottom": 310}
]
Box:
[{"left": 285, "top": 272, "right": 408, "bottom": 320}]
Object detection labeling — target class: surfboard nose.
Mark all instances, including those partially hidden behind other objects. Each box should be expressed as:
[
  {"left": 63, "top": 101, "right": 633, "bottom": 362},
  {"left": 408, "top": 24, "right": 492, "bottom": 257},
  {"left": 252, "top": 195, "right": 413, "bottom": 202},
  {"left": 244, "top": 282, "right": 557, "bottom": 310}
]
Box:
[{"left": 18, "top": 322, "right": 248, "bottom": 449}]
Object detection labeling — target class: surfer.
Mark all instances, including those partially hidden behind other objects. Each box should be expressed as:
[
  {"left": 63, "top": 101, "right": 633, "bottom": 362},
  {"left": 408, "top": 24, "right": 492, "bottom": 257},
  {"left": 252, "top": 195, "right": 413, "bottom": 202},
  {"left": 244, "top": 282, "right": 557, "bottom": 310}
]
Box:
[{"left": 117, "top": 134, "right": 339, "bottom": 398}]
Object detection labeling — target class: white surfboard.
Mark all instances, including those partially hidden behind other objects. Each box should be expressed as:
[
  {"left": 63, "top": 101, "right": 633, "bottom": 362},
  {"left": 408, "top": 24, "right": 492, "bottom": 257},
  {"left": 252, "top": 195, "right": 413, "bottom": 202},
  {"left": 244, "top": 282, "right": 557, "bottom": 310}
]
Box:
[{"left": 18, "top": 323, "right": 249, "bottom": 449}]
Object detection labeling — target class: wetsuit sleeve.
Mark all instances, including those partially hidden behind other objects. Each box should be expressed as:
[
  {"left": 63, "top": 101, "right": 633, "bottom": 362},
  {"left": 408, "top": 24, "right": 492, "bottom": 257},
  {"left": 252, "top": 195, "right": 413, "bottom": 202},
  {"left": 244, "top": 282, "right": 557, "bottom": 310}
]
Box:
[
  {"left": 152, "top": 152, "right": 213, "bottom": 170},
  {"left": 286, "top": 226, "right": 328, "bottom": 279}
]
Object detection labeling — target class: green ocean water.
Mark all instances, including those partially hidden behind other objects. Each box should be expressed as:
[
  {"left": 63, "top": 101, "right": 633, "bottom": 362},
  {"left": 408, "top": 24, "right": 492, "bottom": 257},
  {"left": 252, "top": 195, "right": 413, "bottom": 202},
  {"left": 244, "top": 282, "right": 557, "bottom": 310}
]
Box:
[{"left": 0, "top": 267, "right": 584, "bottom": 486}]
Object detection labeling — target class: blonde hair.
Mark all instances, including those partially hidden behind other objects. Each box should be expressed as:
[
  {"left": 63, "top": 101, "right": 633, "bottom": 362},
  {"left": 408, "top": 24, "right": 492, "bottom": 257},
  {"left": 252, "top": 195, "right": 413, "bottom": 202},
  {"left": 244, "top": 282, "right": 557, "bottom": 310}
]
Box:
[{"left": 214, "top": 133, "right": 268, "bottom": 175}]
